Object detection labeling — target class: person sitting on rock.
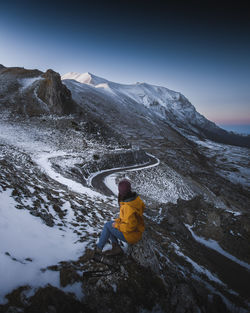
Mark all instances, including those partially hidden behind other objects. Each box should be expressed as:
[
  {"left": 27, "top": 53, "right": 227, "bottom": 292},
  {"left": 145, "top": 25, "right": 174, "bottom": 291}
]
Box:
[{"left": 95, "top": 179, "right": 145, "bottom": 256}]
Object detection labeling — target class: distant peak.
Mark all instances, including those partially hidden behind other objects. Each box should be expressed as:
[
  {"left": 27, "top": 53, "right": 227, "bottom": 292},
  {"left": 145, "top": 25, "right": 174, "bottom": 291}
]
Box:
[
  {"left": 61, "top": 72, "right": 91, "bottom": 84},
  {"left": 61, "top": 71, "right": 109, "bottom": 86}
]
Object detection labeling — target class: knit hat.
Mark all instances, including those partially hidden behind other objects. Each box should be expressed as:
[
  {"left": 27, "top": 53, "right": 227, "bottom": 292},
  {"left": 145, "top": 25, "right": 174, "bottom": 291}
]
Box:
[{"left": 118, "top": 179, "right": 131, "bottom": 196}]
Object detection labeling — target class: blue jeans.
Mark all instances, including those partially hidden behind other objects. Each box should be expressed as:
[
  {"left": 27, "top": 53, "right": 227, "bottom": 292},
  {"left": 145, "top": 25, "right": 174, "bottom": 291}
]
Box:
[{"left": 97, "top": 221, "right": 127, "bottom": 250}]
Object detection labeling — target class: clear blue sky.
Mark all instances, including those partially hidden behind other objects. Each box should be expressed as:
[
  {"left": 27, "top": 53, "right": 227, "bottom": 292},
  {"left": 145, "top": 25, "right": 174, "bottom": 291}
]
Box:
[{"left": 0, "top": 0, "right": 249, "bottom": 125}]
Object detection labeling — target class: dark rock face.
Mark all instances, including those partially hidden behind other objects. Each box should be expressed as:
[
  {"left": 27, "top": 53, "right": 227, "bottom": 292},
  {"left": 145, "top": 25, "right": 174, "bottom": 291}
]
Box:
[
  {"left": 0, "top": 285, "right": 86, "bottom": 313},
  {"left": 0, "top": 66, "right": 79, "bottom": 116},
  {"left": 37, "top": 69, "right": 79, "bottom": 115},
  {"left": 0, "top": 65, "right": 42, "bottom": 78},
  {"left": 193, "top": 123, "right": 250, "bottom": 149},
  {"left": 0, "top": 66, "right": 42, "bottom": 114}
]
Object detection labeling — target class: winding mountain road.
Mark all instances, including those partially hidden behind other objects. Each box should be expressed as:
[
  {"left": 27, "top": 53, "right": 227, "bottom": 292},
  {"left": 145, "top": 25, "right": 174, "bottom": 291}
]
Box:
[
  {"left": 90, "top": 152, "right": 250, "bottom": 300},
  {"left": 91, "top": 153, "right": 159, "bottom": 196}
]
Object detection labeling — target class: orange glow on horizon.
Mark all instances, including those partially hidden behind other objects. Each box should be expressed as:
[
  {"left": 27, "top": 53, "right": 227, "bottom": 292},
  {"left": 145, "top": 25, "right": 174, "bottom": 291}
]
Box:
[{"left": 209, "top": 117, "right": 250, "bottom": 125}]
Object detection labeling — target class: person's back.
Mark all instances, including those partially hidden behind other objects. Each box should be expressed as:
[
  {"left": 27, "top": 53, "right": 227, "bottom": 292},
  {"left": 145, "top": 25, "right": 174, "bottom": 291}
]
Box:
[
  {"left": 114, "top": 191, "right": 145, "bottom": 244},
  {"left": 95, "top": 179, "right": 145, "bottom": 256}
]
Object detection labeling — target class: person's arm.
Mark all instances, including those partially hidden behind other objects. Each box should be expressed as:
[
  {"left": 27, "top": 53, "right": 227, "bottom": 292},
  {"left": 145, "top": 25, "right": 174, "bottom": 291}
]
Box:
[
  {"left": 114, "top": 206, "right": 138, "bottom": 232},
  {"left": 118, "top": 212, "right": 137, "bottom": 232}
]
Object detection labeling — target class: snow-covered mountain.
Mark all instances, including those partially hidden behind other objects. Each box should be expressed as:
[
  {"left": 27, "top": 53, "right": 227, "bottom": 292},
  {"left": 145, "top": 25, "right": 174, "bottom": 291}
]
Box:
[
  {"left": 61, "top": 71, "right": 250, "bottom": 148},
  {"left": 0, "top": 64, "right": 249, "bottom": 148},
  {"left": 62, "top": 71, "right": 210, "bottom": 128},
  {"left": 62, "top": 72, "right": 110, "bottom": 86}
]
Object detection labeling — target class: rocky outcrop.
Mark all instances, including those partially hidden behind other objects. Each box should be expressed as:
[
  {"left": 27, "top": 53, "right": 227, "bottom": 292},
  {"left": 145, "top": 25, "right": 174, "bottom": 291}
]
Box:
[
  {"left": 0, "top": 65, "right": 42, "bottom": 78},
  {"left": 37, "top": 69, "right": 79, "bottom": 115},
  {"left": 0, "top": 66, "right": 79, "bottom": 116},
  {"left": 126, "top": 231, "right": 161, "bottom": 274}
]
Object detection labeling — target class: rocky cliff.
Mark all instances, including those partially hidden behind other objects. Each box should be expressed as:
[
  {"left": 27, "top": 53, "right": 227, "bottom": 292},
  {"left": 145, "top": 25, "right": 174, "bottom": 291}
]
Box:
[
  {"left": 0, "top": 66, "right": 78, "bottom": 116},
  {"left": 37, "top": 69, "right": 79, "bottom": 115}
]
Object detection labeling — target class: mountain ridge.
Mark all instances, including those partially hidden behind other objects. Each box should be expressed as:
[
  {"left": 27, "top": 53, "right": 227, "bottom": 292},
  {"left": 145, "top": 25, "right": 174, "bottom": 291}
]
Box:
[
  {"left": 61, "top": 71, "right": 250, "bottom": 148},
  {"left": 0, "top": 64, "right": 249, "bottom": 148}
]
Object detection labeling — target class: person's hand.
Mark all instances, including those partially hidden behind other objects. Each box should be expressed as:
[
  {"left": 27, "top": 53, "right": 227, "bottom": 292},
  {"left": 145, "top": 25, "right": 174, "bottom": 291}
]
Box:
[{"left": 112, "top": 222, "right": 116, "bottom": 228}]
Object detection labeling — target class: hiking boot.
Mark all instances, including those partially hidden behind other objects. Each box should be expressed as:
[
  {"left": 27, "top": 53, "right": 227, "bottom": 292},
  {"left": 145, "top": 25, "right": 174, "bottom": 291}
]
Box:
[
  {"left": 104, "top": 243, "right": 123, "bottom": 256},
  {"left": 92, "top": 245, "right": 102, "bottom": 259},
  {"left": 95, "top": 246, "right": 102, "bottom": 254}
]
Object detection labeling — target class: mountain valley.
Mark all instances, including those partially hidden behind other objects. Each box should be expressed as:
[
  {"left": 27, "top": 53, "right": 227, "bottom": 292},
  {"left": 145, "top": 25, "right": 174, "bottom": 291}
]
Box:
[{"left": 0, "top": 65, "right": 249, "bottom": 313}]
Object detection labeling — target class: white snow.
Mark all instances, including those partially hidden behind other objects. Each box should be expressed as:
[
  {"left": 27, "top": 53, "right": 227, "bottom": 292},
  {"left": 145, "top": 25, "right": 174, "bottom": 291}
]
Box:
[
  {"left": 225, "top": 209, "right": 241, "bottom": 216},
  {"left": 61, "top": 71, "right": 207, "bottom": 130},
  {"left": 62, "top": 72, "right": 92, "bottom": 84},
  {"left": 62, "top": 72, "right": 109, "bottom": 86},
  {"left": 185, "top": 224, "right": 250, "bottom": 271},
  {"left": 192, "top": 274, "right": 248, "bottom": 313},
  {"left": 0, "top": 189, "right": 85, "bottom": 303},
  {"left": 127, "top": 162, "right": 195, "bottom": 204},
  {"left": 195, "top": 139, "right": 250, "bottom": 188},
  {"left": 111, "top": 283, "right": 117, "bottom": 293},
  {"left": 104, "top": 173, "right": 119, "bottom": 196},
  {"left": 0, "top": 119, "right": 107, "bottom": 201},
  {"left": 62, "top": 282, "right": 84, "bottom": 301},
  {"left": 172, "top": 243, "right": 226, "bottom": 286},
  {"left": 35, "top": 151, "right": 104, "bottom": 199},
  {"left": 19, "top": 76, "right": 42, "bottom": 91}
]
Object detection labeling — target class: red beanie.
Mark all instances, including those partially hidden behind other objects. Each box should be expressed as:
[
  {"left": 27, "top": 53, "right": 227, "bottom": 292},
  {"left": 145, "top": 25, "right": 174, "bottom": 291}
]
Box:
[{"left": 118, "top": 180, "right": 131, "bottom": 196}]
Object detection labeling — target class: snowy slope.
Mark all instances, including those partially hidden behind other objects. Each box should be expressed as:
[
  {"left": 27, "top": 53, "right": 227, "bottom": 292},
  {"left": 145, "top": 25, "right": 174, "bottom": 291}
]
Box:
[
  {"left": 0, "top": 116, "right": 131, "bottom": 303},
  {"left": 61, "top": 72, "right": 212, "bottom": 132},
  {"left": 62, "top": 71, "right": 250, "bottom": 149}
]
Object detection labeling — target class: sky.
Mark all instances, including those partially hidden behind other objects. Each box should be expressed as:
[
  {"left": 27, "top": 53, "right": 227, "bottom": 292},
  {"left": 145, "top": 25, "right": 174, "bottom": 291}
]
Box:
[{"left": 0, "top": 0, "right": 250, "bottom": 126}]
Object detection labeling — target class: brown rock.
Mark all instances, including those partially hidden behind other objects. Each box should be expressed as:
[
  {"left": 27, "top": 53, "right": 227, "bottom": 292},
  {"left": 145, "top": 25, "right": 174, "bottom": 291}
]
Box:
[
  {"left": 37, "top": 69, "right": 78, "bottom": 115},
  {"left": 60, "top": 266, "right": 80, "bottom": 287}
]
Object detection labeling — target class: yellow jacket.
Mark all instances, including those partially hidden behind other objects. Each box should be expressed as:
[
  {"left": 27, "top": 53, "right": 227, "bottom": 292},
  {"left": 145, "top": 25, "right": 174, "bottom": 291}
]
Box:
[{"left": 114, "top": 194, "right": 145, "bottom": 244}]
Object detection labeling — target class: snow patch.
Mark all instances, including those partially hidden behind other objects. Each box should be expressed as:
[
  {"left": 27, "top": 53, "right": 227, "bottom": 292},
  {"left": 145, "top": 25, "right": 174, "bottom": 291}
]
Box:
[
  {"left": 0, "top": 189, "right": 84, "bottom": 303},
  {"left": 62, "top": 282, "right": 84, "bottom": 301},
  {"left": 172, "top": 243, "right": 225, "bottom": 286},
  {"left": 19, "top": 77, "right": 42, "bottom": 91},
  {"left": 35, "top": 151, "right": 104, "bottom": 199},
  {"left": 104, "top": 173, "right": 119, "bottom": 196},
  {"left": 185, "top": 224, "right": 250, "bottom": 271}
]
